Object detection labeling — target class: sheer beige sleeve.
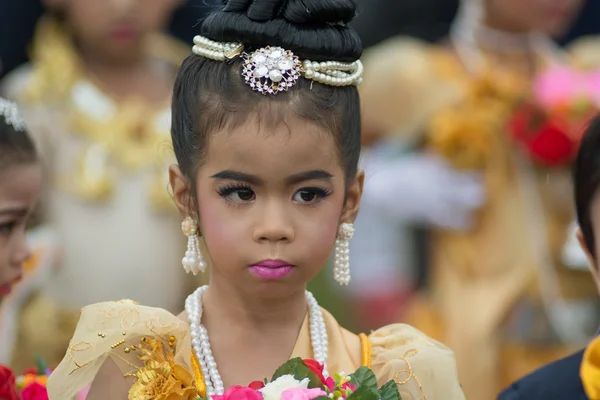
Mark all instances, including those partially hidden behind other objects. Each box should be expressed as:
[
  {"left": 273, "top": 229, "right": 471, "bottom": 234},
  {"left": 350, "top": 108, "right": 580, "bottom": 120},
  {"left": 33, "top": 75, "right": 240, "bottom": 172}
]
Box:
[
  {"left": 568, "top": 35, "right": 600, "bottom": 69},
  {"left": 359, "top": 37, "right": 460, "bottom": 145},
  {"left": 47, "top": 300, "right": 194, "bottom": 400},
  {"left": 369, "top": 324, "right": 465, "bottom": 400}
]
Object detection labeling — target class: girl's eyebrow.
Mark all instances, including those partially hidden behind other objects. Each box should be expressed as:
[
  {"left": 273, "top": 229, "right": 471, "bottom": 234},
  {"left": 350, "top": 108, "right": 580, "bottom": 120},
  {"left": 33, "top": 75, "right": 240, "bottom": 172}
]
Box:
[
  {"left": 0, "top": 207, "right": 28, "bottom": 217},
  {"left": 211, "top": 169, "right": 333, "bottom": 186}
]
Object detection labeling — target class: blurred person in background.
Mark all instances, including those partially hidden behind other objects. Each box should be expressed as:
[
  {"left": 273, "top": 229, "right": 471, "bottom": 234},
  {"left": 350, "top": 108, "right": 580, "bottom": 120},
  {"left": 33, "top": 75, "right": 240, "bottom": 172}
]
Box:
[
  {"left": 0, "top": 0, "right": 192, "bottom": 372},
  {"left": 358, "top": 0, "right": 590, "bottom": 398}
]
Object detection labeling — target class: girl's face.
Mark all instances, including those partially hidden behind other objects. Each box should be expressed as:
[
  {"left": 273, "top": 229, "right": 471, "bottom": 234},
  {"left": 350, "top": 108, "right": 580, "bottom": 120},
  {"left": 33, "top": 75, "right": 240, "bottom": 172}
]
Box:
[
  {"left": 0, "top": 164, "right": 42, "bottom": 300},
  {"left": 485, "top": 0, "right": 583, "bottom": 37},
  {"left": 47, "top": 0, "right": 181, "bottom": 61},
  {"left": 171, "top": 113, "right": 363, "bottom": 299}
]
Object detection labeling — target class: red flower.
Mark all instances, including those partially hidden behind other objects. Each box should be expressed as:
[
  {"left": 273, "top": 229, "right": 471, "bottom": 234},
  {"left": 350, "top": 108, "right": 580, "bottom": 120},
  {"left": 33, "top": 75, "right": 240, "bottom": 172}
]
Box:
[
  {"left": 212, "top": 386, "right": 263, "bottom": 400},
  {"left": 249, "top": 381, "right": 265, "bottom": 390},
  {"left": 20, "top": 382, "right": 49, "bottom": 400},
  {"left": 0, "top": 365, "right": 18, "bottom": 400},
  {"left": 509, "top": 103, "right": 579, "bottom": 166},
  {"left": 303, "top": 359, "right": 326, "bottom": 385}
]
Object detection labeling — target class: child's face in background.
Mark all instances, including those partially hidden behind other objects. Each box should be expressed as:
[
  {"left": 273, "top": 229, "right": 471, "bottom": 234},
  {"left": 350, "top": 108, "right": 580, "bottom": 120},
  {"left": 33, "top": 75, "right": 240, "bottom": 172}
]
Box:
[
  {"left": 484, "top": 0, "right": 584, "bottom": 37},
  {"left": 49, "top": 0, "right": 182, "bottom": 62},
  {"left": 171, "top": 112, "right": 363, "bottom": 300},
  {"left": 0, "top": 164, "right": 41, "bottom": 301}
]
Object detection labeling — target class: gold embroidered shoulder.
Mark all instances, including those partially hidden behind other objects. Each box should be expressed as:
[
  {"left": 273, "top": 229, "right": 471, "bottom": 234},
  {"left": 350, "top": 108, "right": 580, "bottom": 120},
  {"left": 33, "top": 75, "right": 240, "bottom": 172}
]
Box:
[{"left": 47, "top": 302, "right": 465, "bottom": 400}]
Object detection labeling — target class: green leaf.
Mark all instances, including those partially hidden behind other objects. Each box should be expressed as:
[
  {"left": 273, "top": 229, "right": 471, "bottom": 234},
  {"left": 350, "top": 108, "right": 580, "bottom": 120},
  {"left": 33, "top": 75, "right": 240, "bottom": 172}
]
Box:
[
  {"left": 35, "top": 354, "right": 48, "bottom": 375},
  {"left": 345, "top": 384, "right": 379, "bottom": 400},
  {"left": 349, "top": 367, "right": 378, "bottom": 393},
  {"left": 271, "top": 357, "right": 323, "bottom": 388},
  {"left": 378, "top": 380, "right": 402, "bottom": 400}
]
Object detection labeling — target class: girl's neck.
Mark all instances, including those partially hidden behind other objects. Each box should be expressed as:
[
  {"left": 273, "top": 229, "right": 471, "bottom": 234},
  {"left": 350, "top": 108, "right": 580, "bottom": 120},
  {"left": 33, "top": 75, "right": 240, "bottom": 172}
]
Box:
[
  {"left": 76, "top": 45, "right": 170, "bottom": 104},
  {"left": 202, "top": 279, "right": 309, "bottom": 331}
]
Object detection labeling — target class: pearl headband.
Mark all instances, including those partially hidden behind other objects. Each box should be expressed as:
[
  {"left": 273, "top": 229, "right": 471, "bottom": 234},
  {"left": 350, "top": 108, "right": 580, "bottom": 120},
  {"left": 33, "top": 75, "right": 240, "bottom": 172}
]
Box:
[
  {"left": 0, "top": 98, "right": 26, "bottom": 132},
  {"left": 192, "top": 35, "right": 363, "bottom": 95}
]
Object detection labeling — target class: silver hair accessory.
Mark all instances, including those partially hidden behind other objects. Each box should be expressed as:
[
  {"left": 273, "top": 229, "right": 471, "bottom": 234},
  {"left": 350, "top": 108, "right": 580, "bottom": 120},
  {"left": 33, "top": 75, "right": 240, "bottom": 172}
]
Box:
[
  {"left": 192, "top": 35, "right": 363, "bottom": 95},
  {"left": 0, "top": 98, "right": 26, "bottom": 132}
]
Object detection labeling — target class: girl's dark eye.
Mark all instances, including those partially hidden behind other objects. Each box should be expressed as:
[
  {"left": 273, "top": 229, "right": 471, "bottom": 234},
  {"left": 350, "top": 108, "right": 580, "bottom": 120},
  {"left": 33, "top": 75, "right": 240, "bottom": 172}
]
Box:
[
  {"left": 292, "top": 188, "right": 332, "bottom": 204},
  {"left": 0, "top": 222, "right": 16, "bottom": 236},
  {"left": 234, "top": 189, "right": 255, "bottom": 202},
  {"left": 217, "top": 184, "right": 256, "bottom": 203}
]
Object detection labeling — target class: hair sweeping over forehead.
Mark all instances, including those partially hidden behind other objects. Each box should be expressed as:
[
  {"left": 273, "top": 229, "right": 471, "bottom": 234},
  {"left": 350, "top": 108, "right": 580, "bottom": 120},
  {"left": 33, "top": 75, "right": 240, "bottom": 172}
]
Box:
[
  {"left": 0, "top": 114, "right": 37, "bottom": 170},
  {"left": 170, "top": 0, "right": 363, "bottom": 208}
]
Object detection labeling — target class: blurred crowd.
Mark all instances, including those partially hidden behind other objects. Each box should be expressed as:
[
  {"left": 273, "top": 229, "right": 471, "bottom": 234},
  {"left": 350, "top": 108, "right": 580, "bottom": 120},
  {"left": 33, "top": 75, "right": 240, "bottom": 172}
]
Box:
[{"left": 2, "top": 0, "right": 600, "bottom": 398}]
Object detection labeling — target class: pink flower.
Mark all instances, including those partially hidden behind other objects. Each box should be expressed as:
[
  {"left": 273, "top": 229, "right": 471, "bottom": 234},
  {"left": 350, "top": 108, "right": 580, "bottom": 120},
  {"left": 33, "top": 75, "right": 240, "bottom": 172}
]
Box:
[
  {"left": 76, "top": 385, "right": 90, "bottom": 400},
  {"left": 281, "top": 387, "right": 327, "bottom": 400},
  {"left": 340, "top": 382, "right": 356, "bottom": 392},
  {"left": 534, "top": 65, "right": 583, "bottom": 107},
  {"left": 212, "top": 386, "right": 263, "bottom": 400},
  {"left": 586, "top": 70, "right": 600, "bottom": 105},
  {"left": 324, "top": 377, "right": 336, "bottom": 393},
  {"left": 19, "top": 382, "right": 48, "bottom": 400},
  {"left": 534, "top": 65, "right": 600, "bottom": 109}
]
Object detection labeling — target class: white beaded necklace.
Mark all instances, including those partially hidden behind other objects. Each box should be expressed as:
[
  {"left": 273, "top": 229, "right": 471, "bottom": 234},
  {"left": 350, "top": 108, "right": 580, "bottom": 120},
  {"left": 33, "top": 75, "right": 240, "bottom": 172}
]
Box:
[{"left": 185, "top": 286, "right": 329, "bottom": 397}]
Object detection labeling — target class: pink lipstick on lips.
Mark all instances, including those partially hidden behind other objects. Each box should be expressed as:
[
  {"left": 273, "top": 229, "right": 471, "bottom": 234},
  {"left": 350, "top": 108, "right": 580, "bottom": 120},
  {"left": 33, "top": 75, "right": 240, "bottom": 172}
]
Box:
[{"left": 250, "top": 259, "right": 295, "bottom": 279}]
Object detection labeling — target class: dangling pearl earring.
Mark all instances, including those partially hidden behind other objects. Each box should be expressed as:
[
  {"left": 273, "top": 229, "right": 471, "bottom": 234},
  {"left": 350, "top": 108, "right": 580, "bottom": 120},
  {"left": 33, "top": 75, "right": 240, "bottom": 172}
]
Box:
[
  {"left": 181, "top": 216, "right": 207, "bottom": 275},
  {"left": 333, "top": 222, "right": 354, "bottom": 286}
]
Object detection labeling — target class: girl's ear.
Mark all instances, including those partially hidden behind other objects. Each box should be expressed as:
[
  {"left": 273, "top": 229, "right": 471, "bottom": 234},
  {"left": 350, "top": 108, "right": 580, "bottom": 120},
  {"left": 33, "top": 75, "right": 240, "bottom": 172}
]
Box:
[
  {"left": 169, "top": 164, "right": 194, "bottom": 218},
  {"left": 339, "top": 169, "right": 364, "bottom": 224}
]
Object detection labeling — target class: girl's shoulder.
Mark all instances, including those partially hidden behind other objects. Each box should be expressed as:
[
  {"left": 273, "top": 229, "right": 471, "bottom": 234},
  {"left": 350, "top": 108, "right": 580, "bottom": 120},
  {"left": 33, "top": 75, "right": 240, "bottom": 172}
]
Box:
[
  {"left": 47, "top": 300, "right": 194, "bottom": 399},
  {"left": 368, "top": 323, "right": 466, "bottom": 399},
  {"left": 567, "top": 34, "right": 600, "bottom": 70}
]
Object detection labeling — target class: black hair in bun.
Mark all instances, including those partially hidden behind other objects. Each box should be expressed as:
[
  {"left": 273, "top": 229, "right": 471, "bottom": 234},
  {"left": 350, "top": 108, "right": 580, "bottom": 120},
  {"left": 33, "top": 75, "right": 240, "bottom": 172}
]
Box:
[{"left": 200, "top": 0, "right": 362, "bottom": 62}]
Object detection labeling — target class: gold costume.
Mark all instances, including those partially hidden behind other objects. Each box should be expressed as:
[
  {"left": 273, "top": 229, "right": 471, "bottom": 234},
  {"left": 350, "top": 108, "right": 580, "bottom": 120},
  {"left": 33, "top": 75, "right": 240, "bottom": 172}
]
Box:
[{"left": 47, "top": 300, "right": 466, "bottom": 399}]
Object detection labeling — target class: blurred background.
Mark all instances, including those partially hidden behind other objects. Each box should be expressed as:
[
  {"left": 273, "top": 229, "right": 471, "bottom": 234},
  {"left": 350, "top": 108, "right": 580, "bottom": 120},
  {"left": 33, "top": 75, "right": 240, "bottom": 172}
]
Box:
[{"left": 1, "top": 0, "right": 600, "bottom": 399}]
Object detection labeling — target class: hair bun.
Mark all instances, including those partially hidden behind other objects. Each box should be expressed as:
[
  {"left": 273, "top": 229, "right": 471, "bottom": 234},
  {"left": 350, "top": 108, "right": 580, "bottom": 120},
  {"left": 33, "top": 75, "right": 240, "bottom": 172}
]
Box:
[{"left": 200, "top": 0, "right": 362, "bottom": 62}]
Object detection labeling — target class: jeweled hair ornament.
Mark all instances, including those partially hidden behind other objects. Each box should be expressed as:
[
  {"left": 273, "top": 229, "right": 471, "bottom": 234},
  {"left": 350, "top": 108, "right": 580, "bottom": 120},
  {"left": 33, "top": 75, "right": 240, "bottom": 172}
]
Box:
[
  {"left": 192, "top": 35, "right": 364, "bottom": 95},
  {"left": 0, "top": 98, "right": 26, "bottom": 132}
]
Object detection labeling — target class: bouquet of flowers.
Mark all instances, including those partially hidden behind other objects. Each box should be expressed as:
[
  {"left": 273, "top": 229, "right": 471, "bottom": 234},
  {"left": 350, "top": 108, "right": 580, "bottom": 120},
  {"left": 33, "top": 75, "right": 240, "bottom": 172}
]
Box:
[
  {"left": 0, "top": 357, "right": 88, "bottom": 400},
  {"left": 509, "top": 65, "right": 600, "bottom": 166},
  {"left": 204, "top": 358, "right": 401, "bottom": 400}
]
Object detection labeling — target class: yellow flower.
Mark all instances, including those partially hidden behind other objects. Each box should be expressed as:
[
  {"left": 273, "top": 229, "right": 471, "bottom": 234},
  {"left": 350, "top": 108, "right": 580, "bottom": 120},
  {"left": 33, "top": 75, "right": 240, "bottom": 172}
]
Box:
[
  {"left": 128, "top": 338, "right": 199, "bottom": 400},
  {"left": 427, "top": 101, "right": 502, "bottom": 170},
  {"left": 581, "top": 335, "right": 600, "bottom": 399},
  {"left": 426, "top": 72, "right": 521, "bottom": 170}
]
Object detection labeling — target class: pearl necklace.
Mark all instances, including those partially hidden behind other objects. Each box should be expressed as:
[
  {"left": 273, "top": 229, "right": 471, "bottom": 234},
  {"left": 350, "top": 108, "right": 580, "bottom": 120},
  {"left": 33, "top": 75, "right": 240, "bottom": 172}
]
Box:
[
  {"left": 185, "top": 286, "right": 329, "bottom": 397},
  {"left": 450, "top": 0, "right": 565, "bottom": 74}
]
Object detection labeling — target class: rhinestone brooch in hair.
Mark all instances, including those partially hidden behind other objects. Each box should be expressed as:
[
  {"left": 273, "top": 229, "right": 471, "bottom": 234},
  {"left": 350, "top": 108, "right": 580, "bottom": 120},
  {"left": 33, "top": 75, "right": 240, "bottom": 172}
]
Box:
[
  {"left": 0, "top": 98, "right": 26, "bottom": 131},
  {"left": 242, "top": 47, "right": 301, "bottom": 95},
  {"left": 192, "top": 35, "right": 363, "bottom": 96}
]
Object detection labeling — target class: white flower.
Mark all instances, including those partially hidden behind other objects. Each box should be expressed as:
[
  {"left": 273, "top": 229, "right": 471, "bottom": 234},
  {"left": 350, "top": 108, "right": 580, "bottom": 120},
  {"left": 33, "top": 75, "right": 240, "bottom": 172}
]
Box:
[{"left": 260, "top": 375, "right": 310, "bottom": 400}]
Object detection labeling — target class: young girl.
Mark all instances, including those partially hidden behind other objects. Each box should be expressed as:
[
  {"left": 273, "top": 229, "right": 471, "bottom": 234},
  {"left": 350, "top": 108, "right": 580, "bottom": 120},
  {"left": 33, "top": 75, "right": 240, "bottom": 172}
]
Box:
[
  {"left": 0, "top": 98, "right": 43, "bottom": 361},
  {"left": 1, "top": 0, "right": 193, "bottom": 371},
  {"left": 47, "top": 1, "right": 465, "bottom": 399}
]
